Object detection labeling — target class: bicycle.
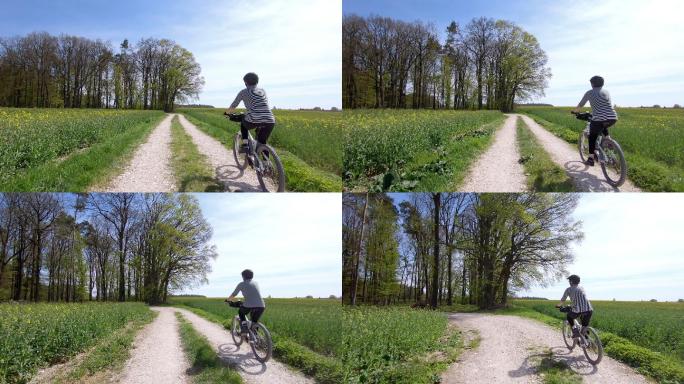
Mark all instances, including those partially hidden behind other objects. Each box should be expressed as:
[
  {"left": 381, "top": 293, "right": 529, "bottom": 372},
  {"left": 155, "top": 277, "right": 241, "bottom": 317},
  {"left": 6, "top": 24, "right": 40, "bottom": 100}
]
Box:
[
  {"left": 224, "top": 113, "right": 285, "bottom": 192},
  {"left": 572, "top": 111, "right": 627, "bottom": 187},
  {"left": 226, "top": 300, "right": 273, "bottom": 363},
  {"left": 558, "top": 305, "right": 603, "bottom": 365}
]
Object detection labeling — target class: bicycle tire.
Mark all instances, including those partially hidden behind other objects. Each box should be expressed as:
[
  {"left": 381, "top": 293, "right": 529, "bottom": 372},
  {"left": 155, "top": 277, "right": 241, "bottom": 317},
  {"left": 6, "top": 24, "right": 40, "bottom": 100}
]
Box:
[
  {"left": 249, "top": 323, "right": 273, "bottom": 363},
  {"left": 583, "top": 327, "right": 603, "bottom": 365},
  {"left": 600, "top": 139, "right": 627, "bottom": 187},
  {"left": 233, "top": 133, "right": 248, "bottom": 170},
  {"left": 578, "top": 131, "right": 590, "bottom": 163},
  {"left": 255, "top": 144, "right": 286, "bottom": 192},
  {"left": 231, "top": 316, "right": 243, "bottom": 346},
  {"left": 562, "top": 321, "right": 575, "bottom": 350}
]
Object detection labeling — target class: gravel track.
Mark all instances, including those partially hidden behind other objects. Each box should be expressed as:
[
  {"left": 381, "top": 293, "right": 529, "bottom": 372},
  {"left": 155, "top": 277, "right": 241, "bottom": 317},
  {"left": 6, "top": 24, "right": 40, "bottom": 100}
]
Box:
[
  {"left": 516, "top": 114, "right": 641, "bottom": 192},
  {"left": 175, "top": 307, "right": 313, "bottom": 384},
  {"left": 459, "top": 115, "right": 527, "bottom": 192},
  {"left": 116, "top": 307, "right": 190, "bottom": 384},
  {"left": 176, "top": 114, "right": 263, "bottom": 192},
  {"left": 97, "top": 114, "right": 176, "bottom": 192},
  {"left": 442, "top": 313, "right": 650, "bottom": 384}
]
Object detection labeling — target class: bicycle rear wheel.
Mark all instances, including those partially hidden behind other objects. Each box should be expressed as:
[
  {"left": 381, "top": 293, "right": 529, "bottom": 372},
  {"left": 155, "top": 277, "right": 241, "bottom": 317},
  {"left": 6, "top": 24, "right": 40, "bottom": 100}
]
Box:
[
  {"left": 255, "top": 145, "right": 285, "bottom": 192},
  {"left": 578, "top": 131, "right": 591, "bottom": 162},
  {"left": 231, "top": 316, "right": 243, "bottom": 346},
  {"left": 249, "top": 323, "right": 273, "bottom": 363},
  {"left": 583, "top": 327, "right": 603, "bottom": 365},
  {"left": 599, "top": 139, "right": 627, "bottom": 187},
  {"left": 562, "top": 321, "right": 575, "bottom": 350},
  {"left": 233, "top": 133, "right": 248, "bottom": 170}
]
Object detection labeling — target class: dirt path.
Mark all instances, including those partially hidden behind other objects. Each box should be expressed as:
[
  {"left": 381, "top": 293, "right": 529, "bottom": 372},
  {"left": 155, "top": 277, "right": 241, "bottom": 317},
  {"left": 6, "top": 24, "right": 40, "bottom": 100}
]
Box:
[
  {"left": 459, "top": 115, "right": 527, "bottom": 192},
  {"left": 516, "top": 114, "right": 641, "bottom": 192},
  {"left": 176, "top": 114, "right": 263, "bottom": 192},
  {"left": 174, "top": 307, "right": 313, "bottom": 384},
  {"left": 442, "top": 313, "right": 650, "bottom": 384},
  {"left": 116, "top": 307, "right": 190, "bottom": 384},
  {"left": 97, "top": 114, "right": 176, "bottom": 192}
]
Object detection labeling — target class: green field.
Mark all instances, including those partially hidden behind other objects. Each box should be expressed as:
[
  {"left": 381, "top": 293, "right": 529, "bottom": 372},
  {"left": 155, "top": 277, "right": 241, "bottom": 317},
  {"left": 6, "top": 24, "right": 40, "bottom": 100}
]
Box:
[
  {"left": 170, "top": 297, "right": 343, "bottom": 383},
  {"left": 179, "top": 108, "right": 343, "bottom": 192},
  {"left": 343, "top": 109, "right": 504, "bottom": 191},
  {"left": 0, "top": 302, "right": 154, "bottom": 384},
  {"left": 0, "top": 108, "right": 164, "bottom": 191},
  {"left": 518, "top": 107, "right": 684, "bottom": 191},
  {"left": 342, "top": 306, "right": 460, "bottom": 384}
]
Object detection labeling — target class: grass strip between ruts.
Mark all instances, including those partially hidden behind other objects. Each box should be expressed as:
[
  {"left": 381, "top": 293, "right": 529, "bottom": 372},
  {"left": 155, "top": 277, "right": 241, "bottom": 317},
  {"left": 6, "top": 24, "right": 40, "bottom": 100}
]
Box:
[
  {"left": 516, "top": 116, "right": 575, "bottom": 192},
  {"left": 175, "top": 312, "right": 243, "bottom": 384},
  {"left": 169, "top": 115, "right": 224, "bottom": 192}
]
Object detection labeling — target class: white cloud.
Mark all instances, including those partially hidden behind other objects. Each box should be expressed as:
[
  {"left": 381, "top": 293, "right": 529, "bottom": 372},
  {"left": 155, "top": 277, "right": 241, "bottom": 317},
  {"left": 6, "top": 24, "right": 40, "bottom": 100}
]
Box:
[
  {"left": 522, "top": 193, "right": 684, "bottom": 301},
  {"left": 180, "top": 193, "right": 342, "bottom": 298},
  {"left": 524, "top": 0, "right": 684, "bottom": 106}
]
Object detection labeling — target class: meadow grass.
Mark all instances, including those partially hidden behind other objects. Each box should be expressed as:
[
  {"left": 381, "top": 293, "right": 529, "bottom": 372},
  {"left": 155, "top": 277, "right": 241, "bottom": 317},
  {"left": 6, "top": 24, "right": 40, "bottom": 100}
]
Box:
[
  {"left": 517, "top": 107, "right": 684, "bottom": 191},
  {"left": 342, "top": 109, "right": 504, "bottom": 191},
  {"left": 175, "top": 312, "right": 243, "bottom": 384},
  {"left": 0, "top": 302, "right": 154, "bottom": 384},
  {"left": 169, "top": 115, "right": 223, "bottom": 192},
  {"left": 516, "top": 117, "right": 575, "bottom": 192},
  {"left": 178, "top": 110, "right": 342, "bottom": 192}
]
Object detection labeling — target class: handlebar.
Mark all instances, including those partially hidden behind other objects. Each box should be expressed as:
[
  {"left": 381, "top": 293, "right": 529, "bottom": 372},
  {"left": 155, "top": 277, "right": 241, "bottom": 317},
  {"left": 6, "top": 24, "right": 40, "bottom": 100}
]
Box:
[
  {"left": 225, "top": 300, "right": 243, "bottom": 308},
  {"left": 224, "top": 112, "right": 245, "bottom": 122},
  {"left": 557, "top": 305, "right": 572, "bottom": 313},
  {"left": 571, "top": 111, "right": 593, "bottom": 121}
]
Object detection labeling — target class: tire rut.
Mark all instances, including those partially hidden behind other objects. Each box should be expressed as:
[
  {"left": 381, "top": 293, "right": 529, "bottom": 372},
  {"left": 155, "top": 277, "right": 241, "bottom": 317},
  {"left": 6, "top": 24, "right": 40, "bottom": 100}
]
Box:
[
  {"left": 459, "top": 114, "right": 527, "bottom": 192},
  {"left": 442, "top": 313, "right": 650, "bottom": 384},
  {"left": 516, "top": 114, "right": 641, "bottom": 192}
]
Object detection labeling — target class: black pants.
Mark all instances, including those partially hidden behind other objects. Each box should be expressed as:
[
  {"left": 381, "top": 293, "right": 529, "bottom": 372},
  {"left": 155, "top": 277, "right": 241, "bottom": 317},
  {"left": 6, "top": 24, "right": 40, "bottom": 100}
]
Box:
[
  {"left": 238, "top": 306, "right": 265, "bottom": 323},
  {"left": 567, "top": 310, "right": 592, "bottom": 327},
  {"left": 241, "top": 121, "right": 274, "bottom": 145},
  {"left": 588, "top": 120, "right": 616, "bottom": 155}
]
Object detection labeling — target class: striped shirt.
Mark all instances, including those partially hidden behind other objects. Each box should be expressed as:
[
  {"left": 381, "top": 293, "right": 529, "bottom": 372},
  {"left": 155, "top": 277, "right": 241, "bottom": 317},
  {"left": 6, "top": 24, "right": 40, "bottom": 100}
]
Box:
[
  {"left": 577, "top": 87, "right": 618, "bottom": 121},
  {"left": 230, "top": 86, "right": 276, "bottom": 124},
  {"left": 561, "top": 285, "right": 593, "bottom": 313}
]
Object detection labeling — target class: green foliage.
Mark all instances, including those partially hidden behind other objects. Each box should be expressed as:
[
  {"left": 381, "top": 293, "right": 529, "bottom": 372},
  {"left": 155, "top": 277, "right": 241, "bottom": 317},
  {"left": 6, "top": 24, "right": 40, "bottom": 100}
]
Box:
[
  {"left": 343, "top": 109, "right": 504, "bottom": 191},
  {"left": 169, "top": 115, "right": 223, "bottom": 192},
  {"left": 175, "top": 312, "right": 243, "bottom": 384},
  {"left": 170, "top": 298, "right": 344, "bottom": 383},
  {"left": 518, "top": 107, "right": 684, "bottom": 191},
  {"left": 178, "top": 110, "right": 342, "bottom": 191},
  {"left": 342, "top": 306, "right": 461, "bottom": 383},
  {"left": 515, "top": 117, "right": 574, "bottom": 191},
  {"left": 0, "top": 302, "right": 153, "bottom": 384}
]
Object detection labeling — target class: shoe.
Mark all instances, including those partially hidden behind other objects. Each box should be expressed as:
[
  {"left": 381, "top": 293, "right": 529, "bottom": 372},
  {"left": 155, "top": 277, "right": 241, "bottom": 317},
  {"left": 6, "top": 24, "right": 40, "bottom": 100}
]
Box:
[
  {"left": 239, "top": 144, "right": 249, "bottom": 154},
  {"left": 586, "top": 157, "right": 595, "bottom": 166}
]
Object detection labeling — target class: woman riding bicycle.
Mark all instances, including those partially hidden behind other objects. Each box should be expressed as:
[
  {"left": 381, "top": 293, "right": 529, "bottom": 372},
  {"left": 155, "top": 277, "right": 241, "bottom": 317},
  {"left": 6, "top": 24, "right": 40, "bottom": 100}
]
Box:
[
  {"left": 226, "top": 269, "right": 266, "bottom": 334},
  {"left": 572, "top": 76, "right": 618, "bottom": 166},
  {"left": 556, "top": 274, "right": 593, "bottom": 338},
  {"left": 225, "top": 72, "right": 276, "bottom": 154}
]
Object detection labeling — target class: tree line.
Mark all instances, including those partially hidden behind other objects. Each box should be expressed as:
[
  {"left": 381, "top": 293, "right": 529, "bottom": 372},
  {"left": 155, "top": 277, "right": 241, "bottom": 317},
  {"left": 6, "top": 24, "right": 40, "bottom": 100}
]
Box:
[
  {"left": 0, "top": 32, "right": 204, "bottom": 112},
  {"left": 0, "top": 193, "right": 216, "bottom": 305},
  {"left": 343, "top": 193, "right": 583, "bottom": 309},
  {"left": 343, "top": 15, "right": 551, "bottom": 112}
]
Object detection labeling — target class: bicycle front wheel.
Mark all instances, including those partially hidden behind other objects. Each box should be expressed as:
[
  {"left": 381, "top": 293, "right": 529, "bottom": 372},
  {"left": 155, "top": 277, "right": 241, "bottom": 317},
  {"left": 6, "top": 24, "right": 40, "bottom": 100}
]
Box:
[
  {"left": 579, "top": 131, "right": 591, "bottom": 162},
  {"left": 255, "top": 145, "right": 285, "bottom": 192},
  {"left": 233, "top": 133, "right": 248, "bottom": 170},
  {"left": 249, "top": 323, "right": 273, "bottom": 363},
  {"left": 583, "top": 327, "right": 603, "bottom": 365},
  {"left": 231, "top": 316, "right": 243, "bottom": 346},
  {"left": 600, "top": 139, "right": 627, "bottom": 187},
  {"left": 562, "top": 321, "right": 575, "bottom": 350}
]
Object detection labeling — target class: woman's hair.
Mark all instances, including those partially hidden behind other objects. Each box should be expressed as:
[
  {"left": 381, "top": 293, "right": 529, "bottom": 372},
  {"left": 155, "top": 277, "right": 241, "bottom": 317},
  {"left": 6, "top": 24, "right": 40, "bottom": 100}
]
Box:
[
  {"left": 590, "top": 76, "right": 604, "bottom": 88},
  {"left": 241, "top": 269, "right": 254, "bottom": 280},
  {"left": 243, "top": 72, "right": 259, "bottom": 86}
]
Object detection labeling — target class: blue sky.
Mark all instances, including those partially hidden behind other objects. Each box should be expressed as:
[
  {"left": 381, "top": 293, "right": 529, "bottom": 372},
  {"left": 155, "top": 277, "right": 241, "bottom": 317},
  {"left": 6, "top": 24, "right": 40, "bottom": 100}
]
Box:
[
  {"left": 183, "top": 193, "right": 342, "bottom": 298},
  {"left": 386, "top": 193, "right": 684, "bottom": 301},
  {"left": 345, "top": 0, "right": 684, "bottom": 107},
  {"left": 0, "top": 0, "right": 341, "bottom": 109}
]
